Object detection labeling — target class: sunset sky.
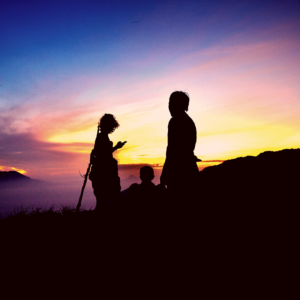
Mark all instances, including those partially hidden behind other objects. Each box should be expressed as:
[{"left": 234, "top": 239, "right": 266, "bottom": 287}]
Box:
[{"left": 1, "top": 0, "right": 300, "bottom": 182}]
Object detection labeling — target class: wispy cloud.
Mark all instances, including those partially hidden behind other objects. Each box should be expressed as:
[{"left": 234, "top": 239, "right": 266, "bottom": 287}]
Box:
[{"left": 0, "top": 132, "right": 91, "bottom": 181}]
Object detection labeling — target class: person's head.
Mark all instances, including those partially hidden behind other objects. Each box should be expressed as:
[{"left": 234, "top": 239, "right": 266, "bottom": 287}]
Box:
[
  {"left": 169, "top": 91, "right": 189, "bottom": 117},
  {"left": 140, "top": 166, "right": 154, "bottom": 183},
  {"left": 98, "top": 114, "right": 119, "bottom": 134}
]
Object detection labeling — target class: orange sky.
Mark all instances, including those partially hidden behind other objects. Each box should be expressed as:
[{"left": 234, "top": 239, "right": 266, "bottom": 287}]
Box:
[{"left": 46, "top": 38, "right": 300, "bottom": 165}]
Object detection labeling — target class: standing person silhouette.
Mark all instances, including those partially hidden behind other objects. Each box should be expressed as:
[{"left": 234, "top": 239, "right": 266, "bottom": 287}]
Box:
[
  {"left": 160, "top": 91, "right": 200, "bottom": 204},
  {"left": 89, "top": 114, "right": 126, "bottom": 213}
]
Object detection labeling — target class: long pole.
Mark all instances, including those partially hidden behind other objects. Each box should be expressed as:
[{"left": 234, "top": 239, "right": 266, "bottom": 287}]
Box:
[{"left": 76, "top": 126, "right": 99, "bottom": 213}]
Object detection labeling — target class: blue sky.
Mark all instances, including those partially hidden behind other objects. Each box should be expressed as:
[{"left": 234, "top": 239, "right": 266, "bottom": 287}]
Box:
[{"left": 2, "top": 0, "right": 299, "bottom": 84}]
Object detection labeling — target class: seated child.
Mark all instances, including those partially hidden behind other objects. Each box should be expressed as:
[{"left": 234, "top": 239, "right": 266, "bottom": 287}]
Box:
[{"left": 127, "top": 166, "right": 166, "bottom": 210}]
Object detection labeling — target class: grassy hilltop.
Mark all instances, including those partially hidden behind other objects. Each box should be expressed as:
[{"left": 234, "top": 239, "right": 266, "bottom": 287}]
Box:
[
  {"left": 2, "top": 149, "right": 298, "bottom": 292},
  {"left": 2, "top": 148, "right": 299, "bottom": 220}
]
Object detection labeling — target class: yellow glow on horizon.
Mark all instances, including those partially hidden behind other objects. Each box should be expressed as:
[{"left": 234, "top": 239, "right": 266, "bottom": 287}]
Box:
[
  {"left": 48, "top": 129, "right": 97, "bottom": 144},
  {"left": 11, "top": 167, "right": 27, "bottom": 174},
  {"left": 46, "top": 111, "right": 300, "bottom": 164},
  {"left": 0, "top": 166, "right": 27, "bottom": 174}
]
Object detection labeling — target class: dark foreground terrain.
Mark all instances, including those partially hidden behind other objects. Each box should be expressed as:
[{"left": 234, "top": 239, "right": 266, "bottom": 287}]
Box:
[{"left": 1, "top": 149, "right": 299, "bottom": 296}]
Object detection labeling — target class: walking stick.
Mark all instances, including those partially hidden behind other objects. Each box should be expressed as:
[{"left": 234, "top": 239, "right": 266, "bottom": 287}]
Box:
[{"left": 76, "top": 125, "right": 100, "bottom": 213}]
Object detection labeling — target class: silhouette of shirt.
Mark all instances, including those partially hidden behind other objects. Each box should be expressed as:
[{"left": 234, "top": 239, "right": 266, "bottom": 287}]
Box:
[
  {"left": 125, "top": 181, "right": 167, "bottom": 209},
  {"left": 128, "top": 182, "right": 156, "bottom": 203},
  {"left": 89, "top": 132, "right": 119, "bottom": 183},
  {"left": 93, "top": 133, "right": 113, "bottom": 162},
  {"left": 167, "top": 112, "right": 197, "bottom": 159},
  {"left": 161, "top": 112, "right": 199, "bottom": 185}
]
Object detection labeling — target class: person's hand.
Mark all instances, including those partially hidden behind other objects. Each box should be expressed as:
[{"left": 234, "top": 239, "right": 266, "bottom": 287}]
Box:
[
  {"left": 116, "top": 141, "right": 127, "bottom": 149},
  {"left": 194, "top": 155, "right": 202, "bottom": 162}
]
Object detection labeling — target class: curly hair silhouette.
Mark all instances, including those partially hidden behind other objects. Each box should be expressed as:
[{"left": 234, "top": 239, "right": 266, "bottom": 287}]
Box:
[{"left": 98, "top": 114, "right": 120, "bottom": 134}]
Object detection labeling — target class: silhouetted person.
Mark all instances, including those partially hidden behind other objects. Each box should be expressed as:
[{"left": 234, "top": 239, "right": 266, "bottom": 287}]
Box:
[
  {"left": 126, "top": 166, "right": 167, "bottom": 212},
  {"left": 89, "top": 114, "right": 126, "bottom": 212},
  {"left": 160, "top": 91, "right": 200, "bottom": 203},
  {"left": 140, "top": 165, "right": 156, "bottom": 190},
  {"left": 128, "top": 166, "right": 156, "bottom": 200}
]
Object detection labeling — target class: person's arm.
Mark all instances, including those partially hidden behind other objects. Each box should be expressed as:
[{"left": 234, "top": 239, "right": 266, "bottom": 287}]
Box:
[
  {"left": 166, "top": 118, "right": 178, "bottom": 159},
  {"left": 160, "top": 119, "right": 174, "bottom": 185},
  {"left": 112, "top": 141, "right": 127, "bottom": 152}
]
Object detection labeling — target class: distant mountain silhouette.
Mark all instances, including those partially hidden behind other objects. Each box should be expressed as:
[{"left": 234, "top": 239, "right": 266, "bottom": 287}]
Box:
[
  {"left": 0, "top": 171, "right": 31, "bottom": 182},
  {"left": 197, "top": 148, "right": 299, "bottom": 221},
  {"left": 0, "top": 171, "right": 45, "bottom": 188},
  {"left": 199, "top": 148, "right": 299, "bottom": 188},
  {"left": 121, "top": 175, "right": 140, "bottom": 190}
]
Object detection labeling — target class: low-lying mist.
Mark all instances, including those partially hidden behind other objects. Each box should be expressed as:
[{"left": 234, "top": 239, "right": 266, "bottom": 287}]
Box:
[
  {"left": 0, "top": 181, "right": 94, "bottom": 216},
  {"left": 0, "top": 175, "right": 161, "bottom": 216}
]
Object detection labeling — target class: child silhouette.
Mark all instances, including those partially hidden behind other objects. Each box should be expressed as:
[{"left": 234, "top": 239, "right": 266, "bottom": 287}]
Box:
[
  {"left": 126, "top": 166, "right": 166, "bottom": 211},
  {"left": 89, "top": 114, "right": 126, "bottom": 213}
]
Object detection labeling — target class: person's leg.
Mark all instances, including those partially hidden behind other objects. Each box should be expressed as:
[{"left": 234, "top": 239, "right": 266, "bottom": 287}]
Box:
[
  {"left": 92, "top": 181, "right": 109, "bottom": 213},
  {"left": 94, "top": 192, "right": 108, "bottom": 212},
  {"left": 167, "top": 177, "right": 198, "bottom": 208},
  {"left": 109, "top": 177, "right": 121, "bottom": 207}
]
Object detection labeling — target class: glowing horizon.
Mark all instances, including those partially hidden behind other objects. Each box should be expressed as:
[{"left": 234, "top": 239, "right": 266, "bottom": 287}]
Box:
[
  {"left": 44, "top": 37, "right": 300, "bottom": 166},
  {"left": 0, "top": 166, "right": 27, "bottom": 175}
]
